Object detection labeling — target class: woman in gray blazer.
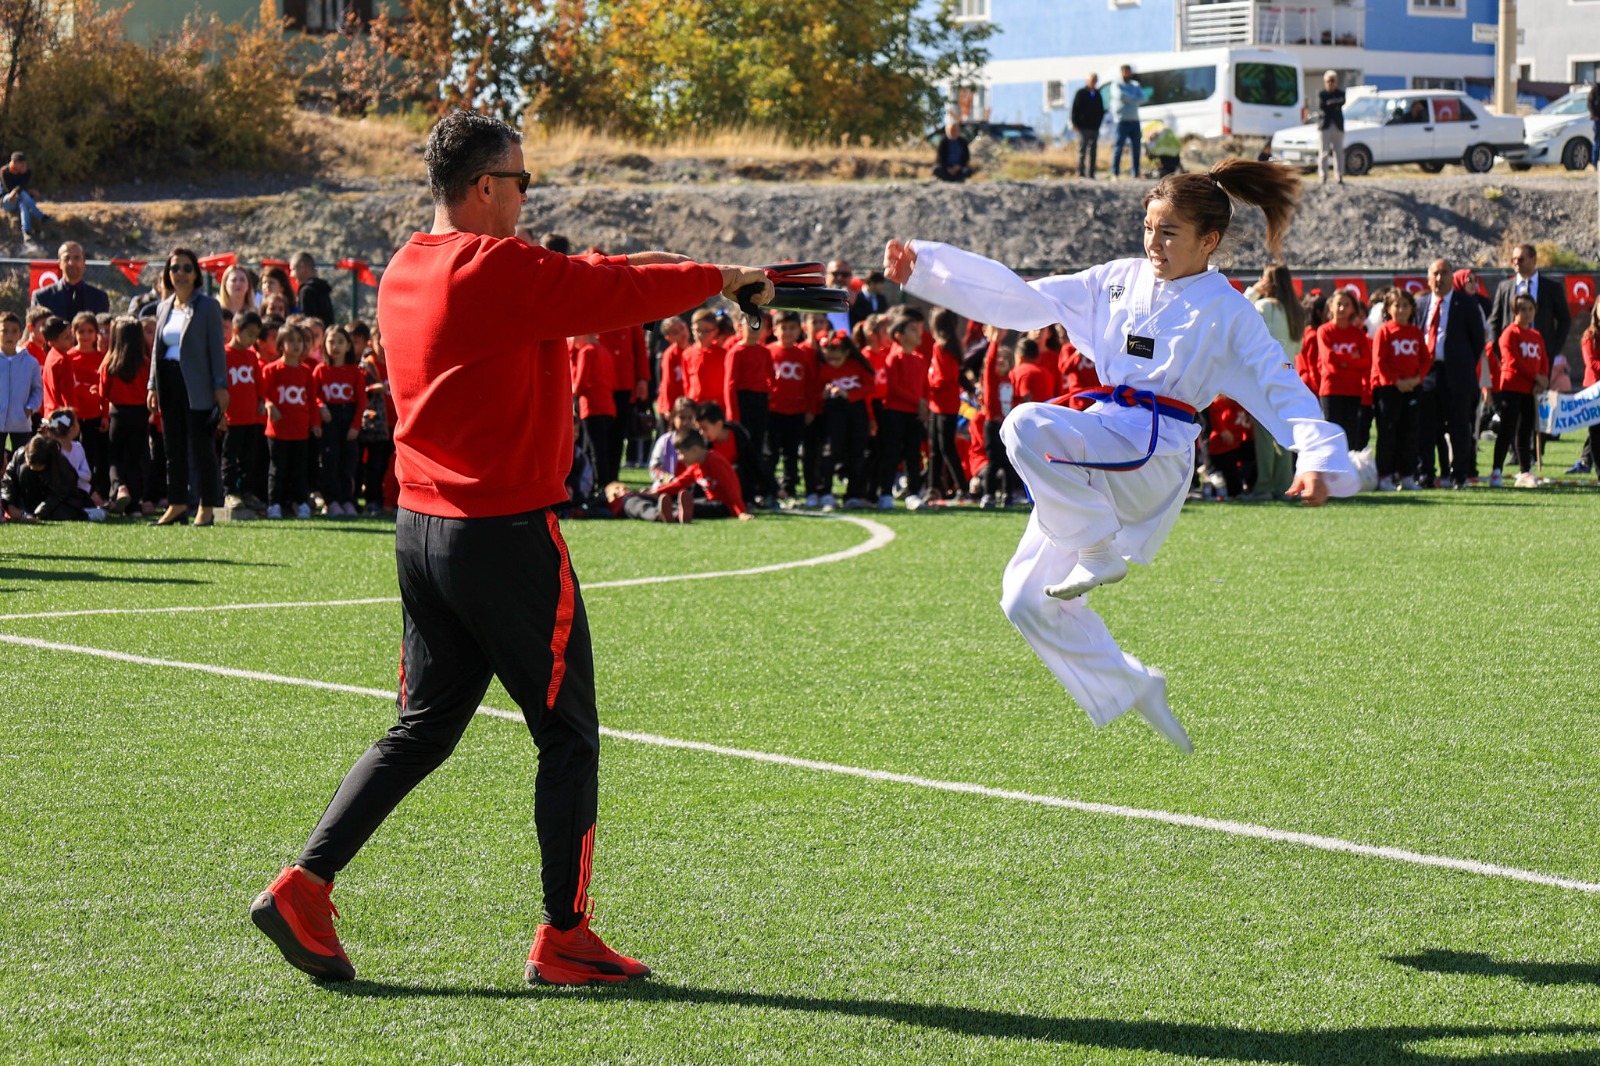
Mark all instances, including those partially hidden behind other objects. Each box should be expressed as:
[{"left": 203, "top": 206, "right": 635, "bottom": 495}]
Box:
[{"left": 145, "top": 247, "right": 229, "bottom": 526}]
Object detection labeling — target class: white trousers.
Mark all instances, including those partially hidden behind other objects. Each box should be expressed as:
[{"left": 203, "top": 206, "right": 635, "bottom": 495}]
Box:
[{"left": 998, "top": 402, "right": 1194, "bottom": 726}]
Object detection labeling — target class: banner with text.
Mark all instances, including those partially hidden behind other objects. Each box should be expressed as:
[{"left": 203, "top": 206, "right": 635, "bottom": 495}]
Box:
[{"left": 1538, "top": 382, "right": 1600, "bottom": 436}]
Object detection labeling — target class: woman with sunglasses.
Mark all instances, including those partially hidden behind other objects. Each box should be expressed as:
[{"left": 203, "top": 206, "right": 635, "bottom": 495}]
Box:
[{"left": 145, "top": 247, "right": 228, "bottom": 526}]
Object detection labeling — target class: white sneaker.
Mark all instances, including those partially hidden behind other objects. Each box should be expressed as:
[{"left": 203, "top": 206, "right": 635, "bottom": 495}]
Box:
[
  {"left": 904, "top": 493, "right": 924, "bottom": 511},
  {"left": 803, "top": 494, "right": 819, "bottom": 509},
  {"left": 1399, "top": 476, "right": 1419, "bottom": 491},
  {"left": 295, "top": 503, "right": 312, "bottom": 519},
  {"left": 1132, "top": 669, "right": 1193, "bottom": 753},
  {"left": 878, "top": 495, "right": 894, "bottom": 510},
  {"left": 1513, "top": 471, "right": 1538, "bottom": 488},
  {"left": 85, "top": 506, "right": 106, "bottom": 522},
  {"left": 1377, "top": 476, "right": 1397, "bottom": 492},
  {"left": 820, "top": 494, "right": 837, "bottom": 511},
  {"left": 978, "top": 494, "right": 994, "bottom": 509},
  {"left": 1043, "top": 539, "right": 1128, "bottom": 601},
  {"left": 266, "top": 504, "right": 283, "bottom": 519}
]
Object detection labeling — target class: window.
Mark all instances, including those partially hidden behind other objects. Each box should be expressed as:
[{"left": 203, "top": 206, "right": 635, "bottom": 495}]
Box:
[
  {"left": 1140, "top": 66, "right": 1219, "bottom": 107},
  {"left": 954, "top": 0, "right": 989, "bottom": 21},
  {"left": 1235, "top": 63, "right": 1299, "bottom": 106},
  {"left": 1429, "top": 96, "right": 1477, "bottom": 121},
  {"left": 1412, "top": 76, "right": 1465, "bottom": 91},
  {"left": 1575, "top": 60, "right": 1600, "bottom": 84},
  {"left": 1409, "top": 0, "right": 1465, "bottom": 15},
  {"left": 1044, "top": 81, "right": 1066, "bottom": 110}
]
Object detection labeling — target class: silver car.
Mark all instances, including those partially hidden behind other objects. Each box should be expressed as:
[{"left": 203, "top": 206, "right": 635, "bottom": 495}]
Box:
[{"left": 1507, "top": 90, "right": 1594, "bottom": 171}]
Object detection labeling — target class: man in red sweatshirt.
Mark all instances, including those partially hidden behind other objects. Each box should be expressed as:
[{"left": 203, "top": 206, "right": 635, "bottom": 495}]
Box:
[{"left": 249, "top": 109, "right": 771, "bottom": 988}]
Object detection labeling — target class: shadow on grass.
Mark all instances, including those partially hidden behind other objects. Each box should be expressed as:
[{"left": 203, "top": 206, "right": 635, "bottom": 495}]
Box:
[
  {"left": 0, "top": 566, "right": 205, "bottom": 585},
  {"left": 324, "top": 979, "right": 1599, "bottom": 1062},
  {"left": 3, "top": 553, "right": 281, "bottom": 567},
  {"left": 1390, "top": 949, "right": 1600, "bottom": 987}
]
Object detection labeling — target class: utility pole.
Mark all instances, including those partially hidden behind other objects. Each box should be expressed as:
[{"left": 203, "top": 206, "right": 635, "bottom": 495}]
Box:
[{"left": 1494, "top": 0, "right": 1517, "bottom": 114}]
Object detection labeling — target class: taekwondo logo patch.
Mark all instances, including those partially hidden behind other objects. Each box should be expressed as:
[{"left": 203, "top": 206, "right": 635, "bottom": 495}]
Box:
[{"left": 1109, "top": 284, "right": 1126, "bottom": 301}]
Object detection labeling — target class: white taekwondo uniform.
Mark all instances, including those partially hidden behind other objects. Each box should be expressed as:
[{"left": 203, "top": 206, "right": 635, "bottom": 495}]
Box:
[{"left": 905, "top": 242, "right": 1359, "bottom": 727}]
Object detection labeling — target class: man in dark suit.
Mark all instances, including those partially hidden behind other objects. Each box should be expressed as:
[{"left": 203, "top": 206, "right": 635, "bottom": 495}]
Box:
[
  {"left": 1487, "top": 243, "right": 1572, "bottom": 360},
  {"left": 825, "top": 259, "right": 872, "bottom": 329},
  {"left": 1415, "top": 258, "right": 1486, "bottom": 488},
  {"left": 31, "top": 242, "right": 109, "bottom": 320},
  {"left": 1070, "top": 73, "right": 1107, "bottom": 178}
]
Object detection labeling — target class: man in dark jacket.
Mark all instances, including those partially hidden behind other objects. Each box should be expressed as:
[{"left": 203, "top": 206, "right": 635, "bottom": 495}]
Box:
[
  {"left": 1071, "top": 74, "right": 1107, "bottom": 178},
  {"left": 291, "top": 252, "right": 337, "bottom": 325},
  {"left": 933, "top": 119, "right": 971, "bottom": 182},
  {"left": 31, "top": 242, "right": 109, "bottom": 320},
  {"left": 1486, "top": 243, "right": 1573, "bottom": 359}
]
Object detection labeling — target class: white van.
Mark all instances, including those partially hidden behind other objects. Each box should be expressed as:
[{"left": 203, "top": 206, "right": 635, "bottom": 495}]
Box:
[{"left": 1135, "top": 47, "right": 1305, "bottom": 139}]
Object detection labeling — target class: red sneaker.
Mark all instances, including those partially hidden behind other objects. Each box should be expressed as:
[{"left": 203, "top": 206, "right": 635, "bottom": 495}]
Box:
[
  {"left": 525, "top": 916, "right": 651, "bottom": 986},
  {"left": 249, "top": 866, "right": 356, "bottom": 981}
]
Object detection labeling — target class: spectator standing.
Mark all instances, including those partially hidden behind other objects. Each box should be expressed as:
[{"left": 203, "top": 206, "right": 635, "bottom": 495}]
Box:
[
  {"left": 221, "top": 311, "right": 267, "bottom": 510},
  {"left": 1315, "top": 290, "right": 1370, "bottom": 445},
  {"left": 877, "top": 311, "right": 930, "bottom": 509},
  {"left": 724, "top": 313, "right": 775, "bottom": 502},
  {"left": 1071, "top": 74, "right": 1107, "bottom": 178},
  {"left": 1242, "top": 265, "right": 1302, "bottom": 496},
  {"left": 146, "top": 247, "right": 228, "bottom": 526},
  {"left": 1107, "top": 65, "right": 1145, "bottom": 179},
  {"left": 1581, "top": 303, "right": 1598, "bottom": 481},
  {"left": 219, "top": 265, "right": 259, "bottom": 321},
  {"left": 570, "top": 330, "right": 617, "bottom": 491},
  {"left": 933, "top": 119, "right": 972, "bottom": 183},
  {"left": 655, "top": 315, "right": 690, "bottom": 422},
  {"left": 1486, "top": 243, "right": 1572, "bottom": 370},
  {"left": 99, "top": 317, "right": 152, "bottom": 515},
  {"left": 32, "top": 242, "right": 110, "bottom": 321},
  {"left": 925, "top": 307, "right": 966, "bottom": 500},
  {"left": 0, "top": 311, "right": 41, "bottom": 461},
  {"left": 1370, "top": 289, "right": 1426, "bottom": 491},
  {"left": 1589, "top": 83, "right": 1600, "bottom": 170},
  {"left": 1414, "top": 258, "right": 1485, "bottom": 488},
  {"left": 1317, "top": 71, "right": 1346, "bottom": 186},
  {"left": 1487, "top": 294, "right": 1549, "bottom": 487},
  {"left": 825, "top": 260, "right": 872, "bottom": 330},
  {"left": 2, "top": 152, "right": 45, "bottom": 245},
  {"left": 291, "top": 253, "right": 337, "bottom": 326},
  {"left": 358, "top": 328, "right": 396, "bottom": 513},
  {"left": 315, "top": 325, "right": 364, "bottom": 514}
]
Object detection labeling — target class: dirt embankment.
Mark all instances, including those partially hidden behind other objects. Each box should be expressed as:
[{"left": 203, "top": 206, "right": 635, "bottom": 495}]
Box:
[{"left": 20, "top": 171, "right": 1599, "bottom": 307}]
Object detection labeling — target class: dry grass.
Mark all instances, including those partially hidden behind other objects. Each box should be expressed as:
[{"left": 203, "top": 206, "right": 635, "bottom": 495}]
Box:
[
  {"left": 522, "top": 122, "right": 925, "bottom": 167},
  {"left": 293, "top": 111, "right": 427, "bottom": 183}
]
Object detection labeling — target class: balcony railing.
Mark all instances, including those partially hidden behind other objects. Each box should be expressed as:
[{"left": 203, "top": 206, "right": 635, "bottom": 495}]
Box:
[{"left": 1178, "top": 0, "right": 1365, "bottom": 50}]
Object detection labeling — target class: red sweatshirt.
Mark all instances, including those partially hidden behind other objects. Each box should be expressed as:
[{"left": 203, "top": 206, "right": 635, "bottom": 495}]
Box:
[
  {"left": 599, "top": 324, "right": 647, "bottom": 399},
  {"left": 375, "top": 233, "right": 722, "bottom": 517},
  {"left": 314, "top": 361, "right": 366, "bottom": 408},
  {"left": 261, "top": 358, "right": 319, "bottom": 441},
  {"left": 817, "top": 356, "right": 876, "bottom": 412},
  {"left": 1296, "top": 326, "right": 1321, "bottom": 393},
  {"left": 1058, "top": 342, "right": 1101, "bottom": 397},
  {"left": 223, "top": 345, "right": 263, "bottom": 426},
  {"left": 980, "top": 340, "right": 1014, "bottom": 421},
  {"left": 1583, "top": 331, "right": 1599, "bottom": 388},
  {"left": 1371, "top": 321, "right": 1427, "bottom": 388},
  {"left": 768, "top": 343, "right": 814, "bottom": 416},
  {"left": 724, "top": 341, "right": 773, "bottom": 422},
  {"left": 881, "top": 342, "right": 929, "bottom": 414},
  {"left": 40, "top": 348, "right": 74, "bottom": 417},
  {"left": 682, "top": 341, "right": 728, "bottom": 410},
  {"left": 927, "top": 343, "right": 963, "bottom": 415},
  {"left": 654, "top": 450, "right": 747, "bottom": 516},
  {"left": 1492, "top": 324, "right": 1549, "bottom": 393},
  {"left": 66, "top": 346, "right": 105, "bottom": 420},
  {"left": 100, "top": 356, "right": 151, "bottom": 408},
  {"left": 25, "top": 340, "right": 46, "bottom": 368},
  {"left": 571, "top": 341, "right": 617, "bottom": 418},
  {"left": 863, "top": 343, "right": 889, "bottom": 401},
  {"left": 1316, "top": 323, "right": 1369, "bottom": 397},
  {"left": 1207, "top": 395, "right": 1251, "bottom": 454},
  {"left": 1009, "top": 361, "right": 1055, "bottom": 406},
  {"left": 657, "top": 342, "right": 686, "bottom": 416}
]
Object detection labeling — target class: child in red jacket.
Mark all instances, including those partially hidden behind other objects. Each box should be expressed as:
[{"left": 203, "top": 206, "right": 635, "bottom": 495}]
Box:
[
  {"left": 724, "top": 312, "right": 775, "bottom": 500},
  {"left": 98, "top": 317, "right": 151, "bottom": 515},
  {"left": 682, "top": 309, "right": 727, "bottom": 411},
  {"left": 1489, "top": 294, "right": 1550, "bottom": 487},
  {"left": 221, "top": 310, "right": 267, "bottom": 510},
  {"left": 978, "top": 327, "right": 1017, "bottom": 508},
  {"left": 767, "top": 311, "right": 814, "bottom": 502},
  {"left": 1315, "top": 290, "right": 1368, "bottom": 445},
  {"left": 926, "top": 307, "right": 967, "bottom": 501},
  {"left": 570, "top": 330, "right": 617, "bottom": 493},
  {"left": 261, "top": 322, "right": 321, "bottom": 518},
  {"left": 1202, "top": 395, "right": 1253, "bottom": 499},
  {"left": 656, "top": 315, "right": 690, "bottom": 423},
  {"left": 816, "top": 330, "right": 876, "bottom": 508},
  {"left": 877, "top": 310, "right": 930, "bottom": 510},
  {"left": 648, "top": 427, "right": 751, "bottom": 521},
  {"left": 315, "top": 325, "right": 366, "bottom": 514},
  {"left": 1370, "top": 289, "right": 1425, "bottom": 491}
]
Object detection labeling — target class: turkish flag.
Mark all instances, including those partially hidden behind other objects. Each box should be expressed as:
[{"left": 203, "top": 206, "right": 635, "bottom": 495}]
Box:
[
  {"left": 110, "top": 258, "right": 148, "bottom": 286},
  {"left": 1393, "top": 275, "right": 1428, "bottom": 295},
  {"left": 1227, "top": 277, "right": 1246, "bottom": 293},
  {"left": 260, "top": 258, "right": 296, "bottom": 293},
  {"left": 1291, "top": 278, "right": 1304, "bottom": 298},
  {"left": 198, "top": 253, "right": 237, "bottom": 283},
  {"left": 1565, "top": 274, "right": 1595, "bottom": 309},
  {"left": 336, "top": 257, "right": 378, "bottom": 288},
  {"left": 28, "top": 261, "right": 60, "bottom": 295},
  {"left": 1332, "top": 276, "right": 1369, "bottom": 303}
]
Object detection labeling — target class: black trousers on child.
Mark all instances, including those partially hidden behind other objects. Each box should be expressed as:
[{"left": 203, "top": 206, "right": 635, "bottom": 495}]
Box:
[
  {"left": 268, "top": 437, "right": 311, "bottom": 507},
  {"left": 321, "top": 404, "right": 360, "bottom": 504},
  {"left": 79, "top": 418, "right": 110, "bottom": 498},
  {"left": 768, "top": 410, "right": 806, "bottom": 496},
  {"left": 1371, "top": 385, "right": 1418, "bottom": 481},
  {"left": 735, "top": 390, "right": 772, "bottom": 499},
  {"left": 107, "top": 403, "right": 150, "bottom": 504},
  {"left": 1320, "top": 394, "right": 1363, "bottom": 449},
  {"left": 822, "top": 397, "right": 870, "bottom": 501},
  {"left": 983, "top": 420, "right": 1018, "bottom": 500},
  {"left": 222, "top": 423, "right": 264, "bottom": 499},
  {"left": 1491, "top": 390, "right": 1536, "bottom": 473},
  {"left": 927, "top": 412, "right": 963, "bottom": 498},
  {"left": 581, "top": 415, "right": 613, "bottom": 495},
  {"left": 298, "top": 507, "right": 600, "bottom": 931},
  {"left": 362, "top": 437, "right": 394, "bottom": 510},
  {"left": 875, "top": 407, "right": 924, "bottom": 499}
]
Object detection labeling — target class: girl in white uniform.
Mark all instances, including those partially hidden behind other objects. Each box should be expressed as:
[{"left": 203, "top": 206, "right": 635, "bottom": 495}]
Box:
[{"left": 884, "top": 161, "right": 1359, "bottom": 752}]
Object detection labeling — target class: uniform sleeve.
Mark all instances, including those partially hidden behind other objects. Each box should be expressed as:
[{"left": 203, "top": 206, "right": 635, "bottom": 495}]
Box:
[
  {"left": 905, "top": 241, "right": 1100, "bottom": 343},
  {"left": 1217, "top": 305, "right": 1359, "bottom": 496}
]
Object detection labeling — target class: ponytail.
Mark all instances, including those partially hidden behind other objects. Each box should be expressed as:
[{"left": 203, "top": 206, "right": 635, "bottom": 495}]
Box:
[{"left": 1144, "top": 158, "right": 1302, "bottom": 265}]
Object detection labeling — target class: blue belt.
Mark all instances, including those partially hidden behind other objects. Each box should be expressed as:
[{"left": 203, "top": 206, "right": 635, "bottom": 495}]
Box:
[{"left": 1044, "top": 385, "right": 1199, "bottom": 472}]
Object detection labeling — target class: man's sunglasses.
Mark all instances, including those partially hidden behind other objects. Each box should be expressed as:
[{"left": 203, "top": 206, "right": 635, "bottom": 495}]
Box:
[{"left": 482, "top": 170, "right": 532, "bottom": 194}]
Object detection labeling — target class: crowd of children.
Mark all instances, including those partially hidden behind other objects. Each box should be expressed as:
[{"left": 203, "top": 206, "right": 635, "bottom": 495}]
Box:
[
  {"left": 0, "top": 258, "right": 397, "bottom": 523},
  {"left": 6, "top": 248, "right": 1600, "bottom": 525}
]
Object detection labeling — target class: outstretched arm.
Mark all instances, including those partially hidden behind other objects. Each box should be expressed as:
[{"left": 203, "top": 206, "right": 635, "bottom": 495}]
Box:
[{"left": 884, "top": 240, "right": 1094, "bottom": 339}]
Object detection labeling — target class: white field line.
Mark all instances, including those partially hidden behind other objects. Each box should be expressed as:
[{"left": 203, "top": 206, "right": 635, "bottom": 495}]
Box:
[
  {"left": 4, "top": 629, "right": 1598, "bottom": 897},
  {"left": 0, "top": 513, "right": 895, "bottom": 623}
]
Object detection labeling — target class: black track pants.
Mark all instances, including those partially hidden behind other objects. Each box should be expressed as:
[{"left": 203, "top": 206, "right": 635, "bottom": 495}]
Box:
[{"left": 298, "top": 507, "right": 600, "bottom": 930}]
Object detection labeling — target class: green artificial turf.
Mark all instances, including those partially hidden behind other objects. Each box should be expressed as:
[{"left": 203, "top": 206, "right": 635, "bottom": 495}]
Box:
[{"left": 3, "top": 464, "right": 1599, "bottom": 1064}]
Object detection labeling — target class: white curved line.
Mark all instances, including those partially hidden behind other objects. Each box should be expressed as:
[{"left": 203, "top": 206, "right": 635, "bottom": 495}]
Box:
[
  {"left": 2, "top": 628, "right": 1596, "bottom": 897},
  {"left": 0, "top": 513, "right": 895, "bottom": 622}
]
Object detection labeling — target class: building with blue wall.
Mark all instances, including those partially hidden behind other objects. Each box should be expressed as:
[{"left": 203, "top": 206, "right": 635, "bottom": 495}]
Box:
[{"left": 941, "top": 0, "right": 1499, "bottom": 138}]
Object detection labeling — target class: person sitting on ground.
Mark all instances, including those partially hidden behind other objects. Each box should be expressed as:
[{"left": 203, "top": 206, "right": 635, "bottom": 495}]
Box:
[
  {"left": 1, "top": 152, "right": 45, "bottom": 245},
  {"left": 647, "top": 427, "right": 752, "bottom": 521},
  {"left": 933, "top": 119, "right": 972, "bottom": 183},
  {"left": 602, "top": 480, "right": 666, "bottom": 522},
  {"left": 649, "top": 396, "right": 699, "bottom": 486},
  {"left": 694, "top": 400, "right": 760, "bottom": 503},
  {"left": 2, "top": 433, "right": 95, "bottom": 521}
]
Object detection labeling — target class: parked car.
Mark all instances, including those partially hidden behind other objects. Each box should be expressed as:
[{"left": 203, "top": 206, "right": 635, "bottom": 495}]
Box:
[
  {"left": 1269, "top": 88, "right": 1524, "bottom": 176},
  {"left": 927, "top": 121, "right": 1046, "bottom": 152},
  {"left": 1506, "top": 89, "right": 1593, "bottom": 171}
]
